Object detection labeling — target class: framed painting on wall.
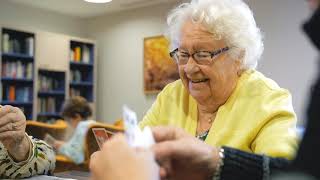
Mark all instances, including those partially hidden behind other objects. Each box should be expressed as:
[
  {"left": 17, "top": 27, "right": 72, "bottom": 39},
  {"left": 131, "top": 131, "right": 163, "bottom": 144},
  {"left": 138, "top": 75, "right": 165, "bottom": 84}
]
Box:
[{"left": 143, "top": 35, "right": 179, "bottom": 94}]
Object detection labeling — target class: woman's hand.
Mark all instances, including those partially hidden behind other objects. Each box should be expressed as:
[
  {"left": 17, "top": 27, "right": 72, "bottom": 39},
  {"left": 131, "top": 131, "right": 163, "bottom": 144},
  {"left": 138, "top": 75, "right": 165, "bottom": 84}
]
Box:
[
  {"left": 53, "top": 140, "right": 65, "bottom": 150},
  {"left": 152, "top": 126, "right": 220, "bottom": 180},
  {"left": 0, "top": 105, "right": 30, "bottom": 162},
  {"left": 89, "top": 134, "right": 159, "bottom": 180}
]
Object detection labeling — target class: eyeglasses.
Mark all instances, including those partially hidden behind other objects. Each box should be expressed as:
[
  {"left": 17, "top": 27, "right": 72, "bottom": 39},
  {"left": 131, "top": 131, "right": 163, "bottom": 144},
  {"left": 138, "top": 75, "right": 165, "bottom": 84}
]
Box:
[{"left": 169, "top": 47, "right": 230, "bottom": 65}]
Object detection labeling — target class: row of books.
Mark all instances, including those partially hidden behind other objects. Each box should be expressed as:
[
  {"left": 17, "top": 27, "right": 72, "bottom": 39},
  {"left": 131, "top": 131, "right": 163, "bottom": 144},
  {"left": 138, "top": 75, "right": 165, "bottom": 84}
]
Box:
[
  {"left": 2, "top": 61, "right": 33, "bottom": 79},
  {"left": 2, "top": 86, "right": 31, "bottom": 102},
  {"left": 70, "top": 70, "right": 82, "bottom": 82},
  {"left": 70, "top": 88, "right": 81, "bottom": 97},
  {"left": 2, "top": 33, "right": 34, "bottom": 56},
  {"left": 38, "top": 75, "right": 61, "bottom": 92},
  {"left": 70, "top": 45, "right": 91, "bottom": 63},
  {"left": 38, "top": 97, "right": 58, "bottom": 113}
]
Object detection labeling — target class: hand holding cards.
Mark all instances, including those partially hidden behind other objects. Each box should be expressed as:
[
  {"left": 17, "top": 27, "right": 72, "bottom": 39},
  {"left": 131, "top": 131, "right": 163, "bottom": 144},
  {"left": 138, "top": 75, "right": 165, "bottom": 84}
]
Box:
[{"left": 123, "top": 105, "right": 155, "bottom": 148}]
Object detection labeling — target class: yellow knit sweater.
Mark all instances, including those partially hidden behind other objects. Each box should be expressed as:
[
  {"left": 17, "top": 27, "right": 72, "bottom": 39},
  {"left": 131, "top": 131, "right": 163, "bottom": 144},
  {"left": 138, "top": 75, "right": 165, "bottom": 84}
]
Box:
[{"left": 140, "top": 70, "right": 297, "bottom": 159}]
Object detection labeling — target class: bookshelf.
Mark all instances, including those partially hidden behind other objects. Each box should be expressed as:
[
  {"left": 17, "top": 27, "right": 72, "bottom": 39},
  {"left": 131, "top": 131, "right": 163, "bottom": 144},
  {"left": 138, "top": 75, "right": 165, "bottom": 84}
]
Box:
[
  {"left": 37, "top": 69, "right": 65, "bottom": 122},
  {"left": 1, "top": 28, "right": 35, "bottom": 119},
  {"left": 69, "top": 40, "right": 94, "bottom": 102},
  {"left": 0, "top": 27, "right": 97, "bottom": 122}
]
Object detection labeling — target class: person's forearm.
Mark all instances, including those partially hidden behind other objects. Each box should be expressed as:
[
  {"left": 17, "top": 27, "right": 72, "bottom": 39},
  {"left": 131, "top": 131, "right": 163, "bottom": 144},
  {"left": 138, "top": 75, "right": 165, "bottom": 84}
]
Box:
[
  {"left": 6, "top": 135, "right": 30, "bottom": 162},
  {"left": 218, "top": 146, "right": 290, "bottom": 180},
  {"left": 0, "top": 137, "right": 56, "bottom": 178}
]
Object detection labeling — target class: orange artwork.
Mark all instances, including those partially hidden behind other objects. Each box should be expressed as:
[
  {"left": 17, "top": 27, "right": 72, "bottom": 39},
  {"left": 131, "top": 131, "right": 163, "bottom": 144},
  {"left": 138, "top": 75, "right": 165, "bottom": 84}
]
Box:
[{"left": 144, "top": 35, "right": 179, "bottom": 93}]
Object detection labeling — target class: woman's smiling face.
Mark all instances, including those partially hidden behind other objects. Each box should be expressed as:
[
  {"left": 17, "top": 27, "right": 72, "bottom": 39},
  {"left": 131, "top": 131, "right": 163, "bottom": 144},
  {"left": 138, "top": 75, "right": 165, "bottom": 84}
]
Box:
[{"left": 178, "top": 20, "right": 241, "bottom": 105}]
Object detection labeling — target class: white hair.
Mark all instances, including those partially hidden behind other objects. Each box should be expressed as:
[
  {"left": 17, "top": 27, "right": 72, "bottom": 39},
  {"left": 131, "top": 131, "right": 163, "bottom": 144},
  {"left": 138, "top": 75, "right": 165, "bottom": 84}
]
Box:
[{"left": 165, "top": 0, "right": 264, "bottom": 69}]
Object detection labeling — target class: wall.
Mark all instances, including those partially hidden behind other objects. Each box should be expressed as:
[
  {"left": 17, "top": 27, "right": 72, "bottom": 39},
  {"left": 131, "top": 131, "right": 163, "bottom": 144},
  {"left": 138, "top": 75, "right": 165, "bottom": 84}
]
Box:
[
  {"left": 88, "top": 3, "right": 177, "bottom": 122},
  {"left": 0, "top": 0, "right": 87, "bottom": 37},
  {"left": 89, "top": 0, "right": 318, "bottom": 124}
]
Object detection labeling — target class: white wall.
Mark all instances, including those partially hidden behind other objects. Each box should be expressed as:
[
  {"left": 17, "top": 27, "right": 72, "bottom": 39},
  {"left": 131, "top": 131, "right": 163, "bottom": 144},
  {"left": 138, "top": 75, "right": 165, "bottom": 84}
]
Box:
[
  {"left": 88, "top": 3, "right": 178, "bottom": 122},
  {"left": 89, "top": 0, "right": 318, "bottom": 124},
  {"left": 0, "top": 0, "right": 87, "bottom": 37}
]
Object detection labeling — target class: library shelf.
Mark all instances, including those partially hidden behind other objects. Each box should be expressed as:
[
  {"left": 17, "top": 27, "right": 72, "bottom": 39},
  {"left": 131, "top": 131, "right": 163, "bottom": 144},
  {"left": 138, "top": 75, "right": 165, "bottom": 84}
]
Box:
[{"left": 0, "top": 101, "right": 33, "bottom": 106}]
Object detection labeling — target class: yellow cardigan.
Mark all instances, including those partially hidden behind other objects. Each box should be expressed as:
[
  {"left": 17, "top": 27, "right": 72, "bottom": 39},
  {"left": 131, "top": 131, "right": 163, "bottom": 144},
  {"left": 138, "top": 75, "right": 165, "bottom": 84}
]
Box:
[{"left": 139, "top": 70, "right": 297, "bottom": 159}]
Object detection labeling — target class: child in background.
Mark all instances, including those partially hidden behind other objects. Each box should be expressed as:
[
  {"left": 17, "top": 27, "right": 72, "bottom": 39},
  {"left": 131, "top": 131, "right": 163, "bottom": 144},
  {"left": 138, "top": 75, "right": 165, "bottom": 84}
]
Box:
[{"left": 54, "top": 96, "right": 95, "bottom": 164}]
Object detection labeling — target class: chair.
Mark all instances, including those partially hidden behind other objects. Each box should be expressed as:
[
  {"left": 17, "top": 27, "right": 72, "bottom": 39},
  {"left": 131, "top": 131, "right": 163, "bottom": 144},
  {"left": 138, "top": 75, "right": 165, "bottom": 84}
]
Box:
[
  {"left": 25, "top": 120, "right": 80, "bottom": 173},
  {"left": 113, "top": 118, "right": 124, "bottom": 128},
  {"left": 25, "top": 120, "right": 68, "bottom": 140},
  {"left": 55, "top": 155, "right": 89, "bottom": 173},
  {"left": 84, "top": 122, "right": 124, "bottom": 161}
]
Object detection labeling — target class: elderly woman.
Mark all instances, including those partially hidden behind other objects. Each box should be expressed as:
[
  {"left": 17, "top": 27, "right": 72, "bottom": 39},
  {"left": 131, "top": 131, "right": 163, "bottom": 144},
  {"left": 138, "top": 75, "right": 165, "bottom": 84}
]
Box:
[
  {"left": 140, "top": 0, "right": 297, "bottom": 159},
  {"left": 0, "top": 105, "right": 55, "bottom": 178}
]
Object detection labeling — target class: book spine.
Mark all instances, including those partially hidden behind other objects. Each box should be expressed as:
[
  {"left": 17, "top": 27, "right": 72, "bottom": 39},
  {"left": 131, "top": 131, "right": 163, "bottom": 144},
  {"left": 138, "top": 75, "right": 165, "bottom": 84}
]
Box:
[
  {"left": 75, "top": 47, "right": 81, "bottom": 62},
  {"left": 9, "top": 86, "right": 15, "bottom": 101},
  {"left": 2, "top": 33, "right": 10, "bottom": 53},
  {"left": 26, "top": 63, "right": 33, "bottom": 79},
  {"left": 26, "top": 37, "right": 34, "bottom": 56},
  {"left": 70, "top": 49, "right": 74, "bottom": 62}
]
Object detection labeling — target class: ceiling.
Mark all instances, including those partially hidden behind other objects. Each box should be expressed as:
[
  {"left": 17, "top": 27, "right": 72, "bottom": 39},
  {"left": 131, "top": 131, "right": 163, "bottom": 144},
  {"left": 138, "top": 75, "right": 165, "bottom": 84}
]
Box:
[{"left": 6, "top": 0, "right": 181, "bottom": 19}]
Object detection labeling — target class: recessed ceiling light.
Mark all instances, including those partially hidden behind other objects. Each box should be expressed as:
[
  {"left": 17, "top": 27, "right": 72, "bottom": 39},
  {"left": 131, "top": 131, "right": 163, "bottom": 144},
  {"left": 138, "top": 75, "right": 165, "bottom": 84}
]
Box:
[{"left": 84, "top": 0, "right": 112, "bottom": 3}]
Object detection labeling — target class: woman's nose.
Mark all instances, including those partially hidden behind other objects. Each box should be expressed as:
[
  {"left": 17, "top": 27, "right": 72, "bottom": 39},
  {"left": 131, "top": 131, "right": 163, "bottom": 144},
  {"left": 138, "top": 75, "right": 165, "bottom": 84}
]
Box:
[{"left": 184, "top": 58, "right": 200, "bottom": 74}]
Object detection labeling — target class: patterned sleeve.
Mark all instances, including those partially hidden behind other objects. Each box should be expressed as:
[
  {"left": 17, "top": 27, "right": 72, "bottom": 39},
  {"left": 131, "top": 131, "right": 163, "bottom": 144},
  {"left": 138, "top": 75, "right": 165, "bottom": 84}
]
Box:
[{"left": 0, "top": 135, "right": 56, "bottom": 179}]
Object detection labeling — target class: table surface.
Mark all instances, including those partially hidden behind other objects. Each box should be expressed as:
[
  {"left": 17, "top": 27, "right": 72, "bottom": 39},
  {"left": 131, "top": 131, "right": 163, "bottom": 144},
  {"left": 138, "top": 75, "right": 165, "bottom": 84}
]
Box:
[
  {"left": 26, "top": 171, "right": 91, "bottom": 180},
  {"left": 55, "top": 170, "right": 91, "bottom": 180}
]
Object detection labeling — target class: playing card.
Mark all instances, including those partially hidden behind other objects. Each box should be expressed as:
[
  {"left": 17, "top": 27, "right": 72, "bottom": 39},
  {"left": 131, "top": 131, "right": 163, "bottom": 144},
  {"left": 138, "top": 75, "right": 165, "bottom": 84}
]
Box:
[
  {"left": 122, "top": 105, "right": 155, "bottom": 148},
  {"left": 92, "top": 128, "right": 110, "bottom": 149},
  {"left": 123, "top": 105, "right": 139, "bottom": 146}
]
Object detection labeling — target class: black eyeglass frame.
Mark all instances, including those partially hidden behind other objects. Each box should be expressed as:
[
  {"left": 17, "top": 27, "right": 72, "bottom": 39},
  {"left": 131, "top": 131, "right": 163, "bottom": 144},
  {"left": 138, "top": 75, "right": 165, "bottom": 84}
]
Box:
[{"left": 169, "top": 46, "right": 230, "bottom": 65}]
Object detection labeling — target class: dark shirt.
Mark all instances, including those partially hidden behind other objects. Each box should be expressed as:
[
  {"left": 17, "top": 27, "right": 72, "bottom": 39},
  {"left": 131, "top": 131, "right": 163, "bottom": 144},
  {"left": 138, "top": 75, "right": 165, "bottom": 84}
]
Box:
[{"left": 292, "top": 6, "right": 320, "bottom": 179}]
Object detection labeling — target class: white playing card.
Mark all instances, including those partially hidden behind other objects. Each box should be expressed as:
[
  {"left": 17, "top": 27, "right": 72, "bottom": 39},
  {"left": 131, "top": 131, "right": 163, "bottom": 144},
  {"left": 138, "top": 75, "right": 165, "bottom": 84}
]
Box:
[
  {"left": 123, "top": 105, "right": 139, "bottom": 146},
  {"left": 122, "top": 105, "right": 155, "bottom": 148}
]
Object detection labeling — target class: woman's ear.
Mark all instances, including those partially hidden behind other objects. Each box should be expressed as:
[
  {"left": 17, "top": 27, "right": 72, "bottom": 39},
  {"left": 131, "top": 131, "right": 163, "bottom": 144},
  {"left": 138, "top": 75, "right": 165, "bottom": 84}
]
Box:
[
  {"left": 238, "top": 49, "right": 245, "bottom": 60},
  {"left": 236, "top": 50, "right": 245, "bottom": 76}
]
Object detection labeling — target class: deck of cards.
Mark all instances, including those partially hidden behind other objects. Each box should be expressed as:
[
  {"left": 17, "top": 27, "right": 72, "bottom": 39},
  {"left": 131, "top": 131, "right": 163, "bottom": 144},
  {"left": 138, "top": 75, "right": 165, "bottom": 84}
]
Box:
[{"left": 123, "top": 105, "right": 155, "bottom": 148}]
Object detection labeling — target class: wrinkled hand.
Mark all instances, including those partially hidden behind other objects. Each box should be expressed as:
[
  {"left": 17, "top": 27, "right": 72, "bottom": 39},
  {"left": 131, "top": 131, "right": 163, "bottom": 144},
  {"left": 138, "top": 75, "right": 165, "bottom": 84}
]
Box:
[
  {"left": 53, "top": 140, "right": 65, "bottom": 150},
  {"left": 0, "top": 105, "right": 30, "bottom": 161},
  {"left": 90, "top": 134, "right": 160, "bottom": 180},
  {"left": 152, "top": 126, "right": 220, "bottom": 180}
]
